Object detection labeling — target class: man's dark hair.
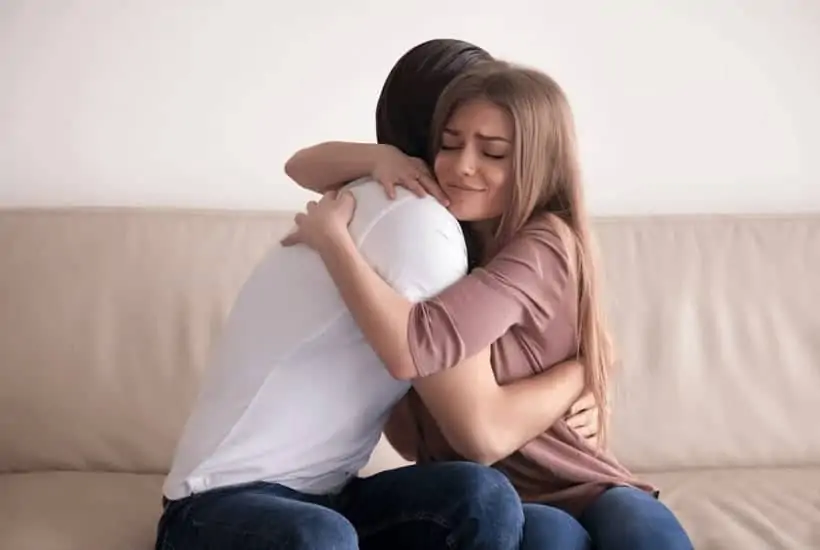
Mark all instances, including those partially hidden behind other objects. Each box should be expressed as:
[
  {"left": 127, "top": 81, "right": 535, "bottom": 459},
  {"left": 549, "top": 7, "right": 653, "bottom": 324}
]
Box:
[{"left": 375, "top": 39, "right": 492, "bottom": 164}]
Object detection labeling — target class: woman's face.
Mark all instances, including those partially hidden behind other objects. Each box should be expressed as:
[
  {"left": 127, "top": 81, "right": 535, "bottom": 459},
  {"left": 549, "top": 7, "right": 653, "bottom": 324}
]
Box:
[{"left": 434, "top": 99, "right": 514, "bottom": 222}]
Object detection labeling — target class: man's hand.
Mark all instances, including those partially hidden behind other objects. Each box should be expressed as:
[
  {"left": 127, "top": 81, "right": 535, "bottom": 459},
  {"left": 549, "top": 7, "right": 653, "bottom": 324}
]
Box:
[
  {"left": 566, "top": 389, "right": 601, "bottom": 445},
  {"left": 281, "top": 190, "right": 356, "bottom": 251}
]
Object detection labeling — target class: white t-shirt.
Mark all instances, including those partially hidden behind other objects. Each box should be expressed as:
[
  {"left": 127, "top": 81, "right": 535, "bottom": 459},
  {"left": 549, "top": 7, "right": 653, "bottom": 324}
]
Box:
[{"left": 163, "top": 179, "right": 468, "bottom": 499}]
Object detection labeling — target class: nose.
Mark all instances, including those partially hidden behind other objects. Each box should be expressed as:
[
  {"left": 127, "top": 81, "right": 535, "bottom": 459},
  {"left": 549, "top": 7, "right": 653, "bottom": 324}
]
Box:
[{"left": 455, "top": 148, "right": 477, "bottom": 177}]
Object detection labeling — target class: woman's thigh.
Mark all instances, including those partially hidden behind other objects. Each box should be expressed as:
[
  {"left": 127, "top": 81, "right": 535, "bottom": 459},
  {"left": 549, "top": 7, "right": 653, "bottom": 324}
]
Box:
[
  {"left": 579, "top": 486, "right": 693, "bottom": 550},
  {"left": 156, "top": 482, "right": 357, "bottom": 550},
  {"left": 520, "top": 503, "right": 591, "bottom": 550}
]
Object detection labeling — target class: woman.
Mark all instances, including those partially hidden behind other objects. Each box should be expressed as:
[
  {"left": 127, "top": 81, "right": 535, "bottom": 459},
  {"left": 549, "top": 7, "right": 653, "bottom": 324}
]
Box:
[{"left": 284, "top": 60, "right": 693, "bottom": 549}]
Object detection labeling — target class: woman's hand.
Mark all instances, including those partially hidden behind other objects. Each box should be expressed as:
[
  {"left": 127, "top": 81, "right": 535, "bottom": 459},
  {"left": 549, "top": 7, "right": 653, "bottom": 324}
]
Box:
[
  {"left": 566, "top": 389, "right": 601, "bottom": 445},
  {"left": 372, "top": 145, "right": 449, "bottom": 206},
  {"left": 281, "top": 190, "right": 357, "bottom": 251}
]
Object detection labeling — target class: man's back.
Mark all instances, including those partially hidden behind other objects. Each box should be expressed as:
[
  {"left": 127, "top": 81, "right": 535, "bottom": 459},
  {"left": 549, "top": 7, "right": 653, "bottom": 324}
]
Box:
[{"left": 163, "top": 180, "right": 467, "bottom": 499}]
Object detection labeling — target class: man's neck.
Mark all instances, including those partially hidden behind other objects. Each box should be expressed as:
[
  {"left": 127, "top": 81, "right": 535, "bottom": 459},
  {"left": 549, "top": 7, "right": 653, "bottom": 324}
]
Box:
[{"left": 468, "top": 217, "right": 501, "bottom": 264}]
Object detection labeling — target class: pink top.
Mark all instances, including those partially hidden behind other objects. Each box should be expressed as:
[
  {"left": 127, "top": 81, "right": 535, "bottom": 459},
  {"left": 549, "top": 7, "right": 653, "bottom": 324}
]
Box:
[{"left": 397, "top": 212, "right": 657, "bottom": 517}]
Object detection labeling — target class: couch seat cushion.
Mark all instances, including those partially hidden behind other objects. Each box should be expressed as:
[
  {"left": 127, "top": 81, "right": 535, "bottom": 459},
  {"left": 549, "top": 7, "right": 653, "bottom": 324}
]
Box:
[
  {"left": 0, "top": 471, "right": 163, "bottom": 550},
  {"left": 643, "top": 467, "right": 820, "bottom": 549},
  {"left": 2, "top": 467, "right": 819, "bottom": 549}
]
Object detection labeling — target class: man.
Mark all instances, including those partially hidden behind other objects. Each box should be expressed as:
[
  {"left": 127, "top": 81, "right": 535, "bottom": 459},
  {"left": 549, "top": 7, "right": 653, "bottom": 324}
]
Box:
[{"left": 155, "top": 39, "right": 524, "bottom": 550}]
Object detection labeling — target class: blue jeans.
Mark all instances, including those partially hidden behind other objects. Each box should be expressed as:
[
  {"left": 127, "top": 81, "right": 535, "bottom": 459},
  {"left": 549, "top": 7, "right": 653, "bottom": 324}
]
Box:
[
  {"left": 521, "top": 503, "right": 591, "bottom": 550},
  {"left": 155, "top": 461, "right": 524, "bottom": 550},
  {"left": 520, "top": 486, "right": 693, "bottom": 550}
]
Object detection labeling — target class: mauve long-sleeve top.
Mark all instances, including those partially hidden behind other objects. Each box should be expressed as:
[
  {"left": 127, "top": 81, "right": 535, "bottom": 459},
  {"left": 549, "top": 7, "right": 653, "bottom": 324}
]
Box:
[{"left": 397, "top": 213, "right": 657, "bottom": 516}]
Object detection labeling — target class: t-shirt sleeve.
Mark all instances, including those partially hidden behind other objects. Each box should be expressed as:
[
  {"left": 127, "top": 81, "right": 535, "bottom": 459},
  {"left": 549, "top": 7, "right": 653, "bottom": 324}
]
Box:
[
  {"left": 357, "top": 194, "right": 469, "bottom": 303},
  {"left": 408, "top": 215, "right": 572, "bottom": 377}
]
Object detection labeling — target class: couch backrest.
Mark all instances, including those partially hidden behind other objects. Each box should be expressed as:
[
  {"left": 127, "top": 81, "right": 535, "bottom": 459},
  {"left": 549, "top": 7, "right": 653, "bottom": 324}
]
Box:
[
  {"left": 598, "top": 215, "right": 819, "bottom": 472},
  {"left": 1, "top": 209, "right": 818, "bottom": 474},
  {"left": 0, "top": 209, "right": 290, "bottom": 473}
]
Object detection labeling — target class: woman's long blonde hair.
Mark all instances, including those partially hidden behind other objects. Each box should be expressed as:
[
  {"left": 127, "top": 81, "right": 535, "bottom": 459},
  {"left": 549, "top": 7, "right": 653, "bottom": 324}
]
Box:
[{"left": 430, "top": 60, "right": 614, "bottom": 443}]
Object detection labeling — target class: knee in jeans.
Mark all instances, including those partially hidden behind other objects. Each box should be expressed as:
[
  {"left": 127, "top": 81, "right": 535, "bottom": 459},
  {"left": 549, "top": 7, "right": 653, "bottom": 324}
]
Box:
[
  {"left": 612, "top": 525, "right": 691, "bottom": 550},
  {"left": 620, "top": 521, "right": 691, "bottom": 549},
  {"left": 282, "top": 510, "right": 357, "bottom": 550},
  {"left": 583, "top": 488, "right": 692, "bottom": 550},
  {"left": 447, "top": 462, "right": 523, "bottom": 524},
  {"left": 523, "top": 504, "right": 590, "bottom": 550}
]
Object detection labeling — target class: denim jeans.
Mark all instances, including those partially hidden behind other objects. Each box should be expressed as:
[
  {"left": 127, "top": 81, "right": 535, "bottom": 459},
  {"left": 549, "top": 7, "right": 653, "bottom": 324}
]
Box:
[
  {"left": 155, "top": 461, "right": 525, "bottom": 550},
  {"left": 520, "top": 486, "right": 694, "bottom": 550}
]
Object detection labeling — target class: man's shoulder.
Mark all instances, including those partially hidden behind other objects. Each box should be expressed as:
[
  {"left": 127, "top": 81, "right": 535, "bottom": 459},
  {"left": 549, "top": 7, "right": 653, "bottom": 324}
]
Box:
[
  {"left": 346, "top": 180, "right": 468, "bottom": 300},
  {"left": 344, "top": 178, "right": 462, "bottom": 244}
]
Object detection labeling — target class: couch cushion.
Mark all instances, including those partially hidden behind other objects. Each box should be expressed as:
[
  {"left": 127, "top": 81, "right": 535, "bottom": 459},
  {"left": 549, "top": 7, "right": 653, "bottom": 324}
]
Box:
[
  {"left": 2, "top": 210, "right": 819, "bottom": 476},
  {"left": 0, "top": 471, "right": 163, "bottom": 550},
  {"left": 642, "top": 467, "right": 820, "bottom": 549},
  {"left": 362, "top": 440, "right": 820, "bottom": 549},
  {"left": 598, "top": 215, "right": 820, "bottom": 471},
  {"left": 3, "top": 468, "right": 816, "bottom": 550},
  {"left": 0, "top": 209, "right": 293, "bottom": 473}
]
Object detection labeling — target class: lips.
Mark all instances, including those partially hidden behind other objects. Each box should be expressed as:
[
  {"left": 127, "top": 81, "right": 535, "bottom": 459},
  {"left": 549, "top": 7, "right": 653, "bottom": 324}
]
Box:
[{"left": 446, "top": 183, "right": 485, "bottom": 192}]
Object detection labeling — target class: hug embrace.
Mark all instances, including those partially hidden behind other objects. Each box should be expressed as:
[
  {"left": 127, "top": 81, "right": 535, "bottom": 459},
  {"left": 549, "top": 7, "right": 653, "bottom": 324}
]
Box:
[{"left": 155, "top": 39, "right": 693, "bottom": 549}]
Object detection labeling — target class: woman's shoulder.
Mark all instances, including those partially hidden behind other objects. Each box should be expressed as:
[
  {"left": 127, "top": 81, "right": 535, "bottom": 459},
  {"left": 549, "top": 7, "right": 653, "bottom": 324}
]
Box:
[
  {"left": 522, "top": 210, "right": 572, "bottom": 237},
  {"left": 478, "top": 212, "right": 576, "bottom": 299},
  {"left": 508, "top": 211, "right": 574, "bottom": 264}
]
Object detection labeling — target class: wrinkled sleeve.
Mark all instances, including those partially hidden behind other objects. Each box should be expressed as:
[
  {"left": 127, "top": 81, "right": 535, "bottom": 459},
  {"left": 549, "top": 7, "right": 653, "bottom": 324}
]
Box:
[{"left": 408, "top": 216, "right": 571, "bottom": 377}]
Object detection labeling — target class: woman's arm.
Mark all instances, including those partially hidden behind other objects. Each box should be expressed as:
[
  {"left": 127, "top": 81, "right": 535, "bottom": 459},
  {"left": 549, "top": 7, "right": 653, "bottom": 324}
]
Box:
[
  {"left": 285, "top": 142, "right": 382, "bottom": 194},
  {"left": 411, "top": 349, "right": 586, "bottom": 465},
  {"left": 309, "top": 215, "right": 581, "bottom": 462},
  {"left": 287, "top": 196, "right": 588, "bottom": 464},
  {"left": 315, "top": 227, "right": 420, "bottom": 379},
  {"left": 386, "top": 359, "right": 594, "bottom": 466},
  {"left": 285, "top": 142, "right": 446, "bottom": 202},
  {"left": 312, "top": 215, "right": 568, "bottom": 381}
]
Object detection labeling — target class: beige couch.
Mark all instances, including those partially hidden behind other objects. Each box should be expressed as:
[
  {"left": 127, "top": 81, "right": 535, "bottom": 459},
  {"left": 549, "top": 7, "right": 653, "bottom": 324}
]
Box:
[{"left": 1, "top": 208, "right": 818, "bottom": 549}]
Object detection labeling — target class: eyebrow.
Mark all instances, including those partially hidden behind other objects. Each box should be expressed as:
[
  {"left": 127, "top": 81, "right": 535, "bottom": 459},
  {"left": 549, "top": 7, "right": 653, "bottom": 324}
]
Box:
[{"left": 443, "top": 127, "right": 511, "bottom": 143}]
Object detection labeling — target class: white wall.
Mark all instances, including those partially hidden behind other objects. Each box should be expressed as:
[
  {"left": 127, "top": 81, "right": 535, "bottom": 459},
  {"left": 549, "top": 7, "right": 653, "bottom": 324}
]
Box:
[{"left": 1, "top": 0, "right": 818, "bottom": 214}]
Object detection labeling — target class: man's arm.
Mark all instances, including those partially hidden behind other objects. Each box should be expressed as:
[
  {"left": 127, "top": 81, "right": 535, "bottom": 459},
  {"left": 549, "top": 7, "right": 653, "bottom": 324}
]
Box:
[{"left": 383, "top": 394, "right": 422, "bottom": 462}]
